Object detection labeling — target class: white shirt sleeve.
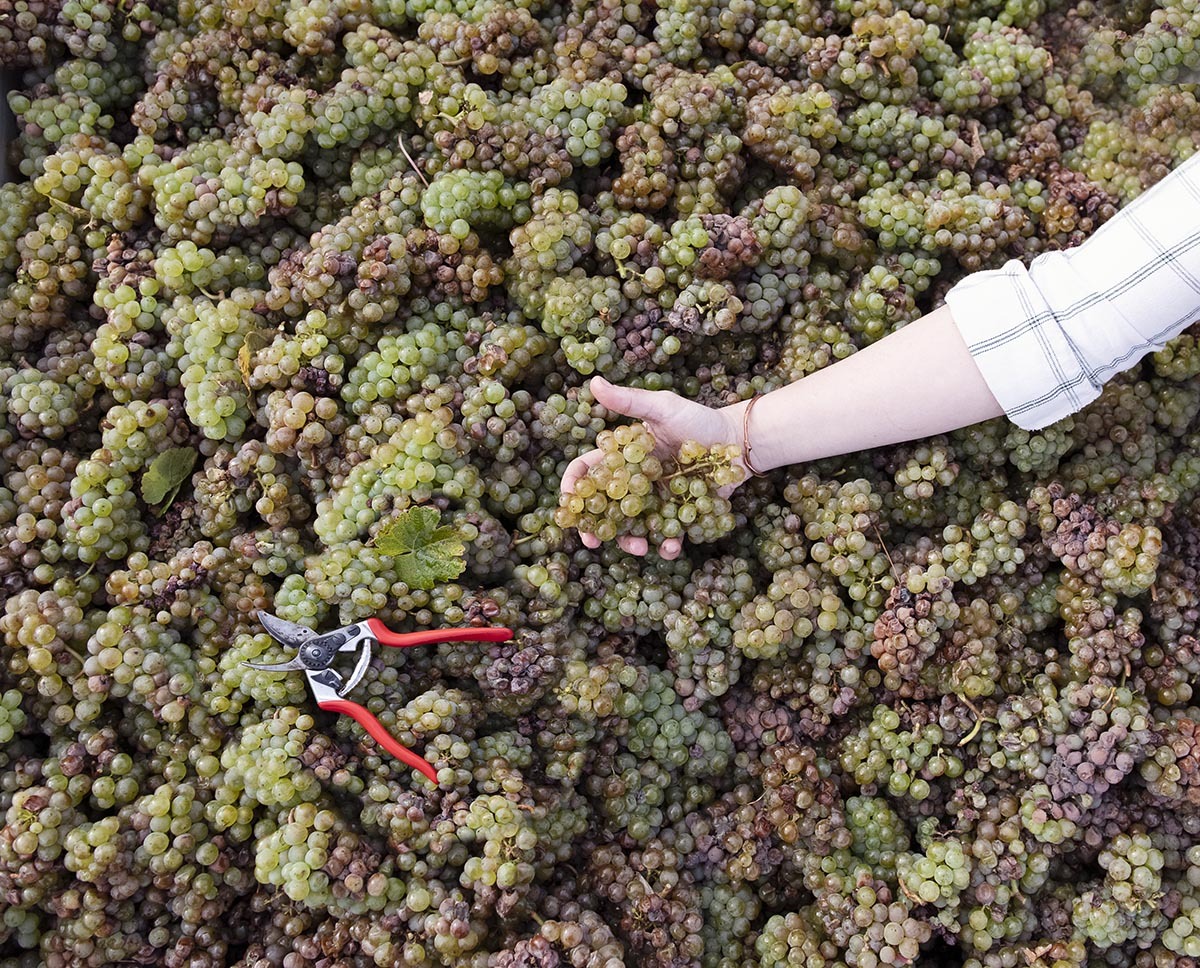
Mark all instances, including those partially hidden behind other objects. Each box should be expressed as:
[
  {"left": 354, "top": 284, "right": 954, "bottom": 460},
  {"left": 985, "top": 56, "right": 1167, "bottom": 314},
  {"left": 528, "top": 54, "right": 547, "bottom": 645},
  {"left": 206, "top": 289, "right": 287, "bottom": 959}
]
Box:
[{"left": 945, "top": 150, "right": 1200, "bottom": 430}]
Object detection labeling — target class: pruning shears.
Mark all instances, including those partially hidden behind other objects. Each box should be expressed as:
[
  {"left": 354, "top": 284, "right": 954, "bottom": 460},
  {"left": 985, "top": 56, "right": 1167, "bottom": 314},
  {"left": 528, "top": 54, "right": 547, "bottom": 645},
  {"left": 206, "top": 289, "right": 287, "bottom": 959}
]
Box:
[{"left": 246, "top": 612, "right": 513, "bottom": 783}]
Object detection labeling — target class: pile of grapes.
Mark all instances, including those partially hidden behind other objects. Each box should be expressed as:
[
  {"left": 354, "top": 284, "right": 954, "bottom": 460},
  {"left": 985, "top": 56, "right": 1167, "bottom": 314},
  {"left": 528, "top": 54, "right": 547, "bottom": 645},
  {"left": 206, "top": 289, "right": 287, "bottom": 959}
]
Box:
[{"left": 2, "top": 0, "right": 1200, "bottom": 963}]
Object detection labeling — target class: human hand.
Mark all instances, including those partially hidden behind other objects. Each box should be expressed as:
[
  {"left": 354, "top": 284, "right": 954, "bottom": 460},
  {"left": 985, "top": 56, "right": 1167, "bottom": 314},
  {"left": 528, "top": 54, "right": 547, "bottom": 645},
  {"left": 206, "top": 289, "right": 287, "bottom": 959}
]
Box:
[{"left": 560, "top": 377, "right": 744, "bottom": 559}]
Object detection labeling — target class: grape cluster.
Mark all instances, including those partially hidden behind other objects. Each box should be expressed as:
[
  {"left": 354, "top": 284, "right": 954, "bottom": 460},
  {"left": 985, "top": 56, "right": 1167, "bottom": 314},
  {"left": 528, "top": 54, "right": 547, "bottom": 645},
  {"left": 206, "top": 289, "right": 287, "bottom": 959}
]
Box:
[
  {"left": 897, "top": 836, "right": 972, "bottom": 908},
  {"left": 1046, "top": 682, "right": 1153, "bottom": 815},
  {"left": 733, "top": 562, "right": 847, "bottom": 660},
  {"left": 871, "top": 572, "right": 959, "bottom": 694},
  {"left": 839, "top": 704, "right": 964, "bottom": 801},
  {"left": 555, "top": 423, "right": 743, "bottom": 551},
  {"left": 847, "top": 794, "right": 910, "bottom": 874},
  {"left": 419, "top": 168, "right": 532, "bottom": 237},
  {"left": 663, "top": 555, "right": 755, "bottom": 706},
  {"left": 165, "top": 292, "right": 261, "bottom": 441},
  {"left": 743, "top": 81, "right": 842, "bottom": 185}
]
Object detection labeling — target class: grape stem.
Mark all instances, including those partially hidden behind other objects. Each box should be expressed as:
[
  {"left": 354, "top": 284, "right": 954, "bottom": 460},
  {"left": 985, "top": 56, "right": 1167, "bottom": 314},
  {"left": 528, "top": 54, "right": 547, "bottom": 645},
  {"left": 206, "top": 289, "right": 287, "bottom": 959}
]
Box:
[
  {"left": 870, "top": 520, "right": 900, "bottom": 584},
  {"left": 397, "top": 134, "right": 428, "bottom": 188},
  {"left": 956, "top": 696, "right": 995, "bottom": 748},
  {"left": 659, "top": 454, "right": 733, "bottom": 482},
  {"left": 613, "top": 257, "right": 650, "bottom": 285}
]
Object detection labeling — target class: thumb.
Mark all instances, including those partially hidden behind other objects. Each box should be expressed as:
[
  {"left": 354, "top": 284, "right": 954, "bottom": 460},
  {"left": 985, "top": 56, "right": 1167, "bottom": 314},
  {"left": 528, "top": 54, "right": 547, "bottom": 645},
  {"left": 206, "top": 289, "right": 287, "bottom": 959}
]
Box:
[{"left": 590, "top": 377, "right": 668, "bottom": 422}]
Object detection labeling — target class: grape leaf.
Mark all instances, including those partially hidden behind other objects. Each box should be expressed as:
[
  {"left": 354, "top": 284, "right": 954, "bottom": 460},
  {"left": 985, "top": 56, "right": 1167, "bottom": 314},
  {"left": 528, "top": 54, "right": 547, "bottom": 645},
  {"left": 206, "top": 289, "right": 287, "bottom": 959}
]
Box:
[
  {"left": 141, "top": 447, "right": 197, "bottom": 510},
  {"left": 374, "top": 506, "right": 467, "bottom": 590}
]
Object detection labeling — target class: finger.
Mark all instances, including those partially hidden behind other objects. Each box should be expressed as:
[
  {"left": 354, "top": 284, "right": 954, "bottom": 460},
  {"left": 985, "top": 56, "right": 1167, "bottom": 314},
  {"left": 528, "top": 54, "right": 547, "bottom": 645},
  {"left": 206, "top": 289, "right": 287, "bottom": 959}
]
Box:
[
  {"left": 717, "top": 460, "right": 752, "bottom": 499},
  {"left": 617, "top": 534, "right": 649, "bottom": 556},
  {"left": 591, "top": 376, "right": 669, "bottom": 423},
  {"left": 658, "top": 538, "right": 684, "bottom": 560},
  {"left": 561, "top": 454, "right": 606, "bottom": 548},
  {"left": 717, "top": 481, "right": 743, "bottom": 499},
  {"left": 560, "top": 450, "right": 603, "bottom": 494}
]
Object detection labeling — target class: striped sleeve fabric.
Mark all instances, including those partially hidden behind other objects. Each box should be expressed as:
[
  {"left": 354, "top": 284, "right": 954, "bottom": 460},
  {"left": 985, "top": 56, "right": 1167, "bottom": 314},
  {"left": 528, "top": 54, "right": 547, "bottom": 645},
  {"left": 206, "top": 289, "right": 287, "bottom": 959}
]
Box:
[{"left": 944, "top": 149, "right": 1200, "bottom": 431}]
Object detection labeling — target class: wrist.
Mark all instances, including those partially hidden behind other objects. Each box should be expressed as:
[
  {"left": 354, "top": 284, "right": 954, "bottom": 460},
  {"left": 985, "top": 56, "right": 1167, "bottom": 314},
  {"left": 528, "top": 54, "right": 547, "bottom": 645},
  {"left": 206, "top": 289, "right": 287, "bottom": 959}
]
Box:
[
  {"left": 721, "top": 397, "right": 769, "bottom": 477},
  {"left": 741, "top": 396, "right": 770, "bottom": 477}
]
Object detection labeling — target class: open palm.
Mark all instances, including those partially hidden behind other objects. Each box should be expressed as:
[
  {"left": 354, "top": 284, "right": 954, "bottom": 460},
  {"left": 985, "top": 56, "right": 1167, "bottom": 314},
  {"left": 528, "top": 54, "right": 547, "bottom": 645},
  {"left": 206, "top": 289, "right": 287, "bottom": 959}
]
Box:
[{"left": 559, "top": 377, "right": 744, "bottom": 559}]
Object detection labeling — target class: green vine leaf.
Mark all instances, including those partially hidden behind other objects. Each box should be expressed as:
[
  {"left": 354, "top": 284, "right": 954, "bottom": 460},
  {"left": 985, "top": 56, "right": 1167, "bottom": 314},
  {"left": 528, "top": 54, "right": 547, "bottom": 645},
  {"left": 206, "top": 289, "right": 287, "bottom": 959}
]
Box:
[
  {"left": 374, "top": 506, "right": 467, "bottom": 590},
  {"left": 141, "top": 447, "right": 198, "bottom": 512}
]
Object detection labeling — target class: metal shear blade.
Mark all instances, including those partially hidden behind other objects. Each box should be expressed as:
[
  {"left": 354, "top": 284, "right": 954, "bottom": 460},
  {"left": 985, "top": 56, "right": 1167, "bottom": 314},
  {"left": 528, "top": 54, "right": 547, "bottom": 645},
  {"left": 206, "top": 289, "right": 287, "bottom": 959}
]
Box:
[
  {"left": 244, "top": 611, "right": 318, "bottom": 672},
  {"left": 243, "top": 656, "right": 307, "bottom": 672},
  {"left": 258, "top": 612, "right": 318, "bottom": 648},
  {"left": 245, "top": 613, "right": 375, "bottom": 697}
]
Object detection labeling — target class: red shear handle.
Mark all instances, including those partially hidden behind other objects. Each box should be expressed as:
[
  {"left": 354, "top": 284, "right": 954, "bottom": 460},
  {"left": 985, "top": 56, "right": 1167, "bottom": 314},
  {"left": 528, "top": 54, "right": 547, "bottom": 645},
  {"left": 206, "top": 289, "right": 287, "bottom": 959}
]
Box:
[
  {"left": 318, "top": 698, "right": 438, "bottom": 784},
  {"left": 366, "top": 618, "right": 513, "bottom": 649}
]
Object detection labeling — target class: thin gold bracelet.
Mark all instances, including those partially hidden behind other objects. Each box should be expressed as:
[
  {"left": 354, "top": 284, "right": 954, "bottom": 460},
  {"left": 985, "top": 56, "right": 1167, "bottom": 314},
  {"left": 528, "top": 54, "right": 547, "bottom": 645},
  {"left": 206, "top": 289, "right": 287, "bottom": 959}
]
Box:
[{"left": 741, "top": 396, "right": 767, "bottom": 478}]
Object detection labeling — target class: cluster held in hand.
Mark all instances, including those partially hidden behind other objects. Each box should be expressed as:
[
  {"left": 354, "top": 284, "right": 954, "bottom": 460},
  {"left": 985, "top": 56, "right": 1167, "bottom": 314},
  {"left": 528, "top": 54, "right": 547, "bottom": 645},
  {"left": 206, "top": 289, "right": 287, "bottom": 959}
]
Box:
[{"left": 556, "top": 423, "right": 744, "bottom": 551}]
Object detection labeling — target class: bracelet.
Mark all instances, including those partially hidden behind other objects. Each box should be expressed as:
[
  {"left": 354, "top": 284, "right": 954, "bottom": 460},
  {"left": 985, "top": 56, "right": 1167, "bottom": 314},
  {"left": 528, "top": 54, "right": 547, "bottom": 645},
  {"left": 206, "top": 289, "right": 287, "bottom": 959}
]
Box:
[{"left": 741, "top": 396, "right": 767, "bottom": 478}]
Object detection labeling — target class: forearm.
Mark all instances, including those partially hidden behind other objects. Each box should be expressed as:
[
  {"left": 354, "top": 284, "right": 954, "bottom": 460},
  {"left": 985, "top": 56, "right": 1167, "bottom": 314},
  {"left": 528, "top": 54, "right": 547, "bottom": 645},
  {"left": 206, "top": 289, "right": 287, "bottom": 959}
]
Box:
[
  {"left": 728, "top": 153, "right": 1200, "bottom": 471},
  {"left": 944, "top": 150, "right": 1200, "bottom": 429},
  {"left": 727, "top": 304, "right": 1004, "bottom": 471}
]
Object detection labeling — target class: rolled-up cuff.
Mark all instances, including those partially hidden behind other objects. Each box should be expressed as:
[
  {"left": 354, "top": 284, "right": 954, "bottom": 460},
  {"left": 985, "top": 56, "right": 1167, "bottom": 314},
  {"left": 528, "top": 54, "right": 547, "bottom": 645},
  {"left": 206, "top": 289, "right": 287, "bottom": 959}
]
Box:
[{"left": 945, "top": 258, "right": 1104, "bottom": 431}]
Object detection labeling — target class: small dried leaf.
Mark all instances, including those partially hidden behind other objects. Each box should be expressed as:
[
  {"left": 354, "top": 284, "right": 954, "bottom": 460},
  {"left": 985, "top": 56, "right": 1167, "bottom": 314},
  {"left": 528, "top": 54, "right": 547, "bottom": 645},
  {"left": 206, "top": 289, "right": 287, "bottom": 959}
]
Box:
[{"left": 238, "top": 330, "right": 273, "bottom": 389}]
